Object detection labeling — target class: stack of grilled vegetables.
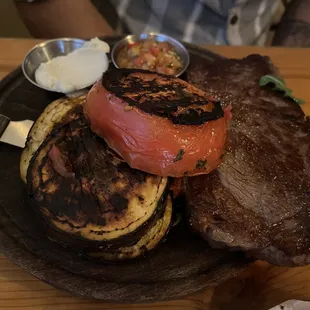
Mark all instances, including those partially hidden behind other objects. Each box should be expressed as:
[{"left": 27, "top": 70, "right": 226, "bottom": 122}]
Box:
[{"left": 20, "top": 69, "right": 227, "bottom": 261}]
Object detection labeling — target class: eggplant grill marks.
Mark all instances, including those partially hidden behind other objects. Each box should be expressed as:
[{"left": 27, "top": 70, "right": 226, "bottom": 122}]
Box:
[
  {"left": 27, "top": 117, "right": 170, "bottom": 254},
  {"left": 101, "top": 68, "right": 224, "bottom": 125}
]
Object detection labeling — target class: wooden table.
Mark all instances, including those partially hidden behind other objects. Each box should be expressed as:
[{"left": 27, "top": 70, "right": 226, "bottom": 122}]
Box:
[{"left": 1, "top": 38, "right": 310, "bottom": 310}]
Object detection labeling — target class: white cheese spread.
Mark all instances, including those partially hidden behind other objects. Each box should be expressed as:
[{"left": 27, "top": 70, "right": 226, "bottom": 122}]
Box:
[{"left": 35, "top": 38, "right": 110, "bottom": 94}]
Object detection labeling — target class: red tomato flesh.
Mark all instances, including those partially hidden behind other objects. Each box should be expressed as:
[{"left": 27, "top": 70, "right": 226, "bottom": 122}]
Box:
[{"left": 84, "top": 80, "right": 227, "bottom": 177}]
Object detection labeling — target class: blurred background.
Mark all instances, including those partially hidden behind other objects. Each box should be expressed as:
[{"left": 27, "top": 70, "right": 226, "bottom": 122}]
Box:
[
  {"left": 0, "top": 0, "right": 286, "bottom": 45},
  {"left": 0, "top": 0, "right": 30, "bottom": 37}
]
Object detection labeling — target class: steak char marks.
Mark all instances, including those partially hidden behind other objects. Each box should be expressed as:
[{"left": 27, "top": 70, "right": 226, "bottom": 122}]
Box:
[{"left": 187, "top": 54, "right": 310, "bottom": 266}]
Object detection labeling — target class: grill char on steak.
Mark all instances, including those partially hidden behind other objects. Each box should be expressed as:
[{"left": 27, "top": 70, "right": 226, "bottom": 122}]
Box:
[{"left": 186, "top": 54, "right": 310, "bottom": 266}]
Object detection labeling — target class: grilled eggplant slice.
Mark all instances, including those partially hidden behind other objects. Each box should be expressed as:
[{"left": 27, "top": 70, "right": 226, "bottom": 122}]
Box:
[
  {"left": 81, "top": 195, "right": 172, "bottom": 261},
  {"left": 20, "top": 95, "right": 86, "bottom": 183},
  {"left": 27, "top": 116, "right": 170, "bottom": 255}
]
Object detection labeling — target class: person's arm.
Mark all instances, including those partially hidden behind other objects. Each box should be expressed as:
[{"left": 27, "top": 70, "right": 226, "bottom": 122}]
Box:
[
  {"left": 273, "top": 0, "right": 310, "bottom": 47},
  {"left": 15, "top": 0, "right": 114, "bottom": 38}
]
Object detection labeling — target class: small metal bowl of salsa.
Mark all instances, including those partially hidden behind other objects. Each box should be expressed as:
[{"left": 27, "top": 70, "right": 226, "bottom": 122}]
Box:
[{"left": 111, "top": 33, "right": 190, "bottom": 77}]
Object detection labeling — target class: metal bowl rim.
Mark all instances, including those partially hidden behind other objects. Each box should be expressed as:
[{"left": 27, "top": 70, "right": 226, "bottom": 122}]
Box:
[
  {"left": 111, "top": 33, "right": 190, "bottom": 77},
  {"left": 22, "top": 37, "right": 87, "bottom": 92}
]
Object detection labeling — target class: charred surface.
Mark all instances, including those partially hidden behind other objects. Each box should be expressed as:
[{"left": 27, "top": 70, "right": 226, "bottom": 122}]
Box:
[
  {"left": 101, "top": 68, "right": 224, "bottom": 125},
  {"left": 27, "top": 117, "right": 169, "bottom": 250},
  {"left": 41, "top": 188, "right": 169, "bottom": 252}
]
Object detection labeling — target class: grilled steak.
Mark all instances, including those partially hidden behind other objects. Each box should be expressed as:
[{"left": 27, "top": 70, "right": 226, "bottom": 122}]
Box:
[{"left": 186, "top": 54, "right": 310, "bottom": 266}]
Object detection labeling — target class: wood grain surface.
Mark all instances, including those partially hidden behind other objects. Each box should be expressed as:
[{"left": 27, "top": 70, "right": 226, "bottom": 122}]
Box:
[{"left": 0, "top": 38, "right": 310, "bottom": 310}]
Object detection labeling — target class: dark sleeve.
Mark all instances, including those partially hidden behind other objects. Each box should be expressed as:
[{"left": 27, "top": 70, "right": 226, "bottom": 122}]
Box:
[{"left": 273, "top": 0, "right": 310, "bottom": 47}]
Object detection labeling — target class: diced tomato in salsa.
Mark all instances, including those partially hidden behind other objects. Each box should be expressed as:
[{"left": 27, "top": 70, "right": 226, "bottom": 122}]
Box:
[{"left": 116, "top": 39, "right": 183, "bottom": 75}]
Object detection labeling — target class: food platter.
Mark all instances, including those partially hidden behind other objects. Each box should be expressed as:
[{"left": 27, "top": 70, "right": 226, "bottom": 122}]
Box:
[{"left": 0, "top": 37, "right": 248, "bottom": 302}]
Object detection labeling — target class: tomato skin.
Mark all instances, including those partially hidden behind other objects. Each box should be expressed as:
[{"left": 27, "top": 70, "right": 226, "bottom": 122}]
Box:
[
  {"left": 84, "top": 81, "right": 227, "bottom": 177},
  {"left": 133, "top": 56, "right": 144, "bottom": 67},
  {"left": 150, "top": 46, "right": 160, "bottom": 56}
]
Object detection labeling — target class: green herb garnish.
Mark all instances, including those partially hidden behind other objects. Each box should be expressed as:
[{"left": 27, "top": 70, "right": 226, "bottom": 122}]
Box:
[
  {"left": 259, "top": 74, "right": 305, "bottom": 105},
  {"left": 196, "top": 159, "right": 207, "bottom": 169},
  {"left": 173, "top": 149, "right": 185, "bottom": 162}
]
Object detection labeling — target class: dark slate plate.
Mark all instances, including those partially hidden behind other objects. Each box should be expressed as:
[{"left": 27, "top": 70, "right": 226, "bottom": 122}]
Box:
[{"left": 0, "top": 37, "right": 248, "bottom": 302}]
